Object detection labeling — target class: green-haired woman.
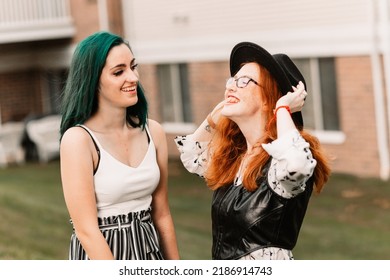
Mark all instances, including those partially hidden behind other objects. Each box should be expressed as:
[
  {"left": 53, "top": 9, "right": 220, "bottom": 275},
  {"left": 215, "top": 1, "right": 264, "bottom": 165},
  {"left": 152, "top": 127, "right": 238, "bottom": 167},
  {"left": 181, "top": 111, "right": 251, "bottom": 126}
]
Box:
[{"left": 60, "top": 31, "right": 179, "bottom": 260}]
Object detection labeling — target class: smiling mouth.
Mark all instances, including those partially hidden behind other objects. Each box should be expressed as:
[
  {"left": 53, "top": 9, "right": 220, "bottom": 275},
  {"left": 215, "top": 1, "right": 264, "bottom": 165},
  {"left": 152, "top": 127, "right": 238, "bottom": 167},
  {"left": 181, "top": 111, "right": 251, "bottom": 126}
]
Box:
[
  {"left": 226, "top": 96, "right": 239, "bottom": 103},
  {"left": 122, "top": 86, "right": 137, "bottom": 93}
]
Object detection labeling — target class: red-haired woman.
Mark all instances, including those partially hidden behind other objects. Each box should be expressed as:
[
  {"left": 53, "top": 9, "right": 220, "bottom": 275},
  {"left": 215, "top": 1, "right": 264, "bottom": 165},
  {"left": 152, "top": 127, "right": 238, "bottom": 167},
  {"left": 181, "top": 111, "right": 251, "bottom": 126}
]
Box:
[{"left": 175, "top": 42, "right": 331, "bottom": 260}]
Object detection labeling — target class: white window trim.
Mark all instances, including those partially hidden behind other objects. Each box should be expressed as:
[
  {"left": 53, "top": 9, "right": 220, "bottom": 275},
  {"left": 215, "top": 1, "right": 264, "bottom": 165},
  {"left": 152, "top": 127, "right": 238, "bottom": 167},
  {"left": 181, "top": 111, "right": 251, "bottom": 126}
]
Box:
[
  {"left": 162, "top": 122, "right": 197, "bottom": 135},
  {"left": 310, "top": 58, "right": 324, "bottom": 130},
  {"left": 310, "top": 130, "right": 346, "bottom": 145}
]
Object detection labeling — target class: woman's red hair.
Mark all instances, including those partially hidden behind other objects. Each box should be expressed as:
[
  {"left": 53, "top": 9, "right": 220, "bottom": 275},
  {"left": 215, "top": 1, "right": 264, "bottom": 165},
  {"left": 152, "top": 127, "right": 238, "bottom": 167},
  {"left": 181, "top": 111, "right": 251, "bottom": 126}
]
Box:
[{"left": 205, "top": 65, "right": 331, "bottom": 193}]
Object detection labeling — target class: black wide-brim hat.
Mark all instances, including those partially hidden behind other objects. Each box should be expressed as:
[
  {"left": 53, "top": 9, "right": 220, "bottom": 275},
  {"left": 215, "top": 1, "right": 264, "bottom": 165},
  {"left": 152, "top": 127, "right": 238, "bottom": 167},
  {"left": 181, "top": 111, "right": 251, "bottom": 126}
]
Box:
[{"left": 230, "top": 41, "right": 305, "bottom": 128}]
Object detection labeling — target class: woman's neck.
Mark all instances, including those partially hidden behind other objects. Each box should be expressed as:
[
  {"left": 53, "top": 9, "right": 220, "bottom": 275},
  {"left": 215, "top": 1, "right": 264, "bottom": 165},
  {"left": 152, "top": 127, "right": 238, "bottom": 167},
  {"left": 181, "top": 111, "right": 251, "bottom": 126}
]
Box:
[{"left": 236, "top": 118, "right": 264, "bottom": 153}]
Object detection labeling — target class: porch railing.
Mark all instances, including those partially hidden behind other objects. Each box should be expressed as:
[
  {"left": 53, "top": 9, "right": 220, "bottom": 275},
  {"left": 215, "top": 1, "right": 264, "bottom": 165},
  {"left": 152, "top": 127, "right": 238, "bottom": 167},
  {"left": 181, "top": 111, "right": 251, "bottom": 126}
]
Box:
[{"left": 0, "top": 0, "right": 74, "bottom": 43}]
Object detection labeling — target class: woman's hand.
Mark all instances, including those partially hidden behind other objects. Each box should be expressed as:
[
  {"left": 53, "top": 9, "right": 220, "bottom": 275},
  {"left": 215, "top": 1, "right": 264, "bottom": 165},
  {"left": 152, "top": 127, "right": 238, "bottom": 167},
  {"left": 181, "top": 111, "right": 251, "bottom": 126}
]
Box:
[
  {"left": 210, "top": 100, "right": 226, "bottom": 119},
  {"left": 275, "top": 81, "right": 307, "bottom": 113}
]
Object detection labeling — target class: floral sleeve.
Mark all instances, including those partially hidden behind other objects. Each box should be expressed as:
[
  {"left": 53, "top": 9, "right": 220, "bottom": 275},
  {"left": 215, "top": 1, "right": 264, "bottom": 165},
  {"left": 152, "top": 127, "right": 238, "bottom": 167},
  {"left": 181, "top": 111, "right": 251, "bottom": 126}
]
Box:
[
  {"left": 174, "top": 135, "right": 209, "bottom": 177},
  {"left": 261, "top": 129, "right": 317, "bottom": 198}
]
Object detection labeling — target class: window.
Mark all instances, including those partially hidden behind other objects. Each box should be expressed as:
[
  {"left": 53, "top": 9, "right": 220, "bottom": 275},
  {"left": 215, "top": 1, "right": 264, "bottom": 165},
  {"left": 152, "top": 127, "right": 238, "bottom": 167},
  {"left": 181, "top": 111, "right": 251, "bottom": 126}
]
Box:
[
  {"left": 293, "top": 58, "right": 340, "bottom": 131},
  {"left": 157, "top": 64, "right": 192, "bottom": 123}
]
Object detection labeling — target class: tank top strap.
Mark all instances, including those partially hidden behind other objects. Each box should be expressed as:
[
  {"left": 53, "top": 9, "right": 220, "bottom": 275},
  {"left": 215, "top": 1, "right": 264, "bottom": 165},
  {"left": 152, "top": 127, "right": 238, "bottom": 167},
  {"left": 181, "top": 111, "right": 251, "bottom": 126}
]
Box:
[
  {"left": 76, "top": 124, "right": 101, "bottom": 174},
  {"left": 76, "top": 124, "right": 102, "bottom": 149},
  {"left": 144, "top": 124, "right": 152, "bottom": 144}
]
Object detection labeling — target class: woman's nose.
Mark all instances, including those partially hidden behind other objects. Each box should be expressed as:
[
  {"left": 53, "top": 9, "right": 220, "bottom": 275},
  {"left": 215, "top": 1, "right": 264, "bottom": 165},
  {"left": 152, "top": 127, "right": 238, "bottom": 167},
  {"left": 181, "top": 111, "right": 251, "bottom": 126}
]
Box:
[
  {"left": 126, "top": 70, "right": 138, "bottom": 82},
  {"left": 226, "top": 82, "right": 236, "bottom": 91}
]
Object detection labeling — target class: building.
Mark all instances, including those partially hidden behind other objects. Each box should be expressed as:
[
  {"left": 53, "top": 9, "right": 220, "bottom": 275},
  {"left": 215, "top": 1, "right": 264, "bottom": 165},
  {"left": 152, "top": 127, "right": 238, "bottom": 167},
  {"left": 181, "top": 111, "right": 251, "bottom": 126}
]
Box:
[
  {"left": 1, "top": 0, "right": 390, "bottom": 180},
  {"left": 0, "top": 0, "right": 121, "bottom": 162}
]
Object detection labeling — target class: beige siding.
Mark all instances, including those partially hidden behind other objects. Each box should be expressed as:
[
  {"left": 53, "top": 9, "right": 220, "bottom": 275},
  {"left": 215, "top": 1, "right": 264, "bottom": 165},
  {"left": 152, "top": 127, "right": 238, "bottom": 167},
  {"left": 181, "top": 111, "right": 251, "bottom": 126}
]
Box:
[
  {"left": 130, "top": 0, "right": 368, "bottom": 39},
  {"left": 126, "top": 0, "right": 371, "bottom": 63}
]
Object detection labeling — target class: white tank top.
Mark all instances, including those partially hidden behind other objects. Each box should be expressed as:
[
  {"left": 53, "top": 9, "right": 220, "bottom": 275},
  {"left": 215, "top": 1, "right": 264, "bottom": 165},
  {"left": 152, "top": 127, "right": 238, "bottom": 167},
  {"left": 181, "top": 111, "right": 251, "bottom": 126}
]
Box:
[{"left": 79, "top": 125, "right": 160, "bottom": 218}]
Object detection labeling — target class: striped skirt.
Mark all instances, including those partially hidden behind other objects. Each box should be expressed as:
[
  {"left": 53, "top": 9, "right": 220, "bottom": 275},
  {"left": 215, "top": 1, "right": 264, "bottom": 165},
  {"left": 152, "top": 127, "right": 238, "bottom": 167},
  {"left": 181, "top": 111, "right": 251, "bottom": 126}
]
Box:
[{"left": 69, "top": 208, "right": 163, "bottom": 260}]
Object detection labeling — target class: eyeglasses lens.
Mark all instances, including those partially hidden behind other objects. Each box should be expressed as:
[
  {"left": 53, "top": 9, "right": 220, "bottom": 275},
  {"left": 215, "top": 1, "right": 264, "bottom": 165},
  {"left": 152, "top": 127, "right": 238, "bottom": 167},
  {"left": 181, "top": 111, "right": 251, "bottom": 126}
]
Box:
[{"left": 226, "top": 77, "right": 252, "bottom": 88}]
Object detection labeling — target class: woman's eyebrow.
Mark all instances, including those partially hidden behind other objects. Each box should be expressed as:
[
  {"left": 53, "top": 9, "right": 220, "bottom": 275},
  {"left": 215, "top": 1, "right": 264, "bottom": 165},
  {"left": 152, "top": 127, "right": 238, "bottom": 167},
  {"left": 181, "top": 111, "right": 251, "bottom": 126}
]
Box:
[
  {"left": 110, "top": 63, "right": 126, "bottom": 70},
  {"left": 110, "top": 58, "right": 136, "bottom": 70}
]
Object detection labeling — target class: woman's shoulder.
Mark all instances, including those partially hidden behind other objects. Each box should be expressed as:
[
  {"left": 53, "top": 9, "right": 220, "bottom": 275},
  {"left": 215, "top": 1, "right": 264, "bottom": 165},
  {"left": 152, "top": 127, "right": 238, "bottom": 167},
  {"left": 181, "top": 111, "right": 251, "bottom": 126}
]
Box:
[
  {"left": 146, "top": 119, "right": 166, "bottom": 146},
  {"left": 61, "top": 126, "right": 93, "bottom": 148},
  {"left": 147, "top": 119, "right": 164, "bottom": 135}
]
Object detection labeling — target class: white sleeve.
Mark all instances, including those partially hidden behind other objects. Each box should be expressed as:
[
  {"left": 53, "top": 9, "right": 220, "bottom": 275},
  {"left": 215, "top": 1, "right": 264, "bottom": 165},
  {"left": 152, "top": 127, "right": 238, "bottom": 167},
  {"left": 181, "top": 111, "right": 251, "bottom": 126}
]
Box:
[
  {"left": 261, "top": 129, "right": 317, "bottom": 198},
  {"left": 174, "top": 134, "right": 210, "bottom": 177}
]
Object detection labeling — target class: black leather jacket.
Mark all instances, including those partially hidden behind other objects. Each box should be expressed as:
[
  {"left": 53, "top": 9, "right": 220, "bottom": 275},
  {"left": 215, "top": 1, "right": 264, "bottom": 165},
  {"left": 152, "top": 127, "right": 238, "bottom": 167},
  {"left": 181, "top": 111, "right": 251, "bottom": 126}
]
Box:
[{"left": 211, "top": 164, "right": 313, "bottom": 259}]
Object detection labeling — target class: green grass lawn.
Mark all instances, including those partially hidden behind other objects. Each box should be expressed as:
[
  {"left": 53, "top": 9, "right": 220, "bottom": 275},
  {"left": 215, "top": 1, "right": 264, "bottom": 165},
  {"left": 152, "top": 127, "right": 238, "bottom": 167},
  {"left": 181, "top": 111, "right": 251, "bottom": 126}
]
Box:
[{"left": 0, "top": 160, "right": 389, "bottom": 259}]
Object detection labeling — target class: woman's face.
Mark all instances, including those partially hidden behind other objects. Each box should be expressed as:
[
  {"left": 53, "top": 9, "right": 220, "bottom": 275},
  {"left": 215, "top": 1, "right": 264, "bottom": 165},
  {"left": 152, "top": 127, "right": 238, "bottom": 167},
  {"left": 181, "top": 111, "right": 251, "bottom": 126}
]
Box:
[
  {"left": 221, "top": 62, "right": 264, "bottom": 121},
  {"left": 98, "top": 43, "right": 139, "bottom": 109}
]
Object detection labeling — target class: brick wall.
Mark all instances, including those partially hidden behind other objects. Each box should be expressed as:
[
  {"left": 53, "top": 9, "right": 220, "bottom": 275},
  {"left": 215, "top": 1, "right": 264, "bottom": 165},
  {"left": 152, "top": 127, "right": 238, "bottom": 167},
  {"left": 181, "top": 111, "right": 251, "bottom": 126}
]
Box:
[
  {"left": 69, "top": 0, "right": 100, "bottom": 43},
  {"left": 188, "top": 61, "right": 229, "bottom": 124},
  {"left": 138, "top": 64, "right": 161, "bottom": 122},
  {"left": 0, "top": 70, "right": 43, "bottom": 123},
  {"left": 107, "top": 0, "right": 124, "bottom": 36},
  {"left": 68, "top": 0, "right": 123, "bottom": 42},
  {"left": 322, "top": 56, "right": 381, "bottom": 177}
]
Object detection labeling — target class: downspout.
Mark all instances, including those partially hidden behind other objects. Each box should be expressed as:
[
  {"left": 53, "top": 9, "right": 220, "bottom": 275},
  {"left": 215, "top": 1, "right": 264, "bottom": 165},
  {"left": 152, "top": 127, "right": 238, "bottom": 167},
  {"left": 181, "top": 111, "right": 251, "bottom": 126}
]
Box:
[
  {"left": 380, "top": 0, "right": 390, "bottom": 180},
  {"left": 369, "top": 0, "right": 390, "bottom": 180},
  {"left": 121, "top": 0, "right": 135, "bottom": 42},
  {"left": 98, "top": 0, "right": 109, "bottom": 31}
]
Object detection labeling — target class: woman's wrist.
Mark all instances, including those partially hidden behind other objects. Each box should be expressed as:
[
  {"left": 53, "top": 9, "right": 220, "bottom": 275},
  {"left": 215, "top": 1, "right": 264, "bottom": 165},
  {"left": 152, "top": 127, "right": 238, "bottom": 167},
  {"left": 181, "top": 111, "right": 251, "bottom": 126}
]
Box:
[
  {"left": 273, "top": 105, "right": 291, "bottom": 116},
  {"left": 207, "top": 113, "right": 216, "bottom": 129},
  {"left": 267, "top": 105, "right": 291, "bottom": 131}
]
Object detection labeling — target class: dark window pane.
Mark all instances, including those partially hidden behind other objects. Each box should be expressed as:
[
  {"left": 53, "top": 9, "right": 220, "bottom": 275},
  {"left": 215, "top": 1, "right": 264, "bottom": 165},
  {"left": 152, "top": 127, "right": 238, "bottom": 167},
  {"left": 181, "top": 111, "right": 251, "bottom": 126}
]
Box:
[
  {"left": 157, "top": 64, "right": 191, "bottom": 123},
  {"left": 293, "top": 59, "right": 315, "bottom": 130},
  {"left": 319, "top": 58, "right": 340, "bottom": 130},
  {"left": 157, "top": 64, "right": 175, "bottom": 122},
  {"left": 179, "top": 64, "right": 192, "bottom": 122}
]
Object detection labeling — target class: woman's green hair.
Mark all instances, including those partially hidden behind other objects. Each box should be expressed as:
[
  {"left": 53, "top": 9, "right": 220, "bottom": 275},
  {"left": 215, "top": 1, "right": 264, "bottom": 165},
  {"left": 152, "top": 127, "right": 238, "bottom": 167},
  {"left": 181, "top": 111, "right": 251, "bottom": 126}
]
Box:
[{"left": 60, "top": 31, "right": 148, "bottom": 139}]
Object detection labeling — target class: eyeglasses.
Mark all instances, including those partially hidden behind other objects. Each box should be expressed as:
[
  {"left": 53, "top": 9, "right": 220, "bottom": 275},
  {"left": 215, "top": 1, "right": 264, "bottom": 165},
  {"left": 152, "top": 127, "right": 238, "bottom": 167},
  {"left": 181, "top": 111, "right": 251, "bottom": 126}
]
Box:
[{"left": 226, "top": 76, "right": 259, "bottom": 88}]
